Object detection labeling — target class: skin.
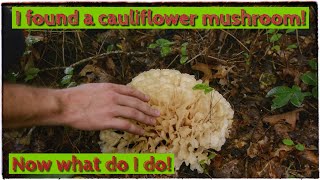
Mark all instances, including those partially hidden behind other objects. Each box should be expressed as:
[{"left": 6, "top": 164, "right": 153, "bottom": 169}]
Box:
[{"left": 3, "top": 83, "right": 160, "bottom": 135}]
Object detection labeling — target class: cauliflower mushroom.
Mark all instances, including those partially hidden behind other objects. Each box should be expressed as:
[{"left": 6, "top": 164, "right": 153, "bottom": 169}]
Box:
[{"left": 99, "top": 69, "right": 234, "bottom": 173}]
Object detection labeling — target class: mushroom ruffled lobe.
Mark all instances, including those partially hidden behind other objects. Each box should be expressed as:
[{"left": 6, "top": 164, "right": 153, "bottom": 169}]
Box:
[{"left": 99, "top": 69, "right": 234, "bottom": 173}]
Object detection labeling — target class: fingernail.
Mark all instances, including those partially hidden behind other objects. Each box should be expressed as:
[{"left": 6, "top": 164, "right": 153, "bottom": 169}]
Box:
[
  {"left": 154, "top": 109, "right": 160, "bottom": 116},
  {"left": 145, "top": 95, "right": 150, "bottom": 101}
]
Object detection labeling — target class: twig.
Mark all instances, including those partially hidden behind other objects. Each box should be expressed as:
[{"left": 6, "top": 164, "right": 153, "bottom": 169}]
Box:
[
  {"left": 221, "top": 29, "right": 250, "bottom": 52},
  {"left": 62, "top": 31, "right": 65, "bottom": 66},
  {"left": 167, "top": 54, "right": 179, "bottom": 68},
  {"left": 40, "top": 51, "right": 147, "bottom": 72},
  {"left": 296, "top": 30, "right": 303, "bottom": 55}
]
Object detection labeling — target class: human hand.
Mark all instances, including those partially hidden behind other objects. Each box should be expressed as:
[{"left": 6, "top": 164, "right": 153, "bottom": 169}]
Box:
[{"left": 56, "top": 83, "right": 160, "bottom": 135}]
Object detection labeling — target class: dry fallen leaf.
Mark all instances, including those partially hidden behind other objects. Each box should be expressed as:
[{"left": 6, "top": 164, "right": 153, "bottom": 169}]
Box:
[
  {"left": 106, "top": 57, "right": 116, "bottom": 76},
  {"left": 263, "top": 109, "right": 303, "bottom": 130},
  {"left": 191, "top": 63, "right": 213, "bottom": 83},
  {"left": 80, "top": 64, "right": 116, "bottom": 83},
  {"left": 299, "top": 150, "right": 319, "bottom": 165}
]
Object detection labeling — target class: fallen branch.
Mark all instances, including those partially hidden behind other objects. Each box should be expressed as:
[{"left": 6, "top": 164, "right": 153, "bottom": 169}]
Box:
[{"left": 40, "top": 51, "right": 147, "bottom": 72}]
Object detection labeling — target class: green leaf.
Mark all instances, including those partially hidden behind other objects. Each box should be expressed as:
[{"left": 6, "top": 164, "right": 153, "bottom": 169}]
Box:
[
  {"left": 193, "top": 84, "right": 213, "bottom": 94},
  {"left": 182, "top": 42, "right": 188, "bottom": 47},
  {"left": 180, "top": 56, "right": 188, "bottom": 64},
  {"left": 271, "top": 45, "right": 280, "bottom": 51},
  {"left": 243, "top": 52, "right": 249, "bottom": 59},
  {"left": 286, "top": 29, "right": 296, "bottom": 34},
  {"left": 160, "top": 46, "right": 171, "bottom": 57},
  {"left": 282, "top": 139, "right": 294, "bottom": 146},
  {"left": 67, "top": 82, "right": 77, "bottom": 88},
  {"left": 24, "top": 68, "right": 40, "bottom": 82},
  {"left": 290, "top": 90, "right": 304, "bottom": 107},
  {"left": 204, "top": 87, "right": 213, "bottom": 94},
  {"left": 295, "top": 143, "right": 305, "bottom": 151},
  {"left": 270, "top": 33, "right": 282, "bottom": 43},
  {"left": 287, "top": 44, "right": 298, "bottom": 49},
  {"left": 266, "top": 86, "right": 292, "bottom": 97},
  {"left": 300, "top": 72, "right": 317, "bottom": 86},
  {"left": 148, "top": 43, "right": 158, "bottom": 49},
  {"left": 26, "top": 68, "right": 40, "bottom": 76},
  {"left": 5, "top": 71, "right": 19, "bottom": 83},
  {"left": 181, "top": 45, "right": 188, "bottom": 56},
  {"left": 193, "top": 83, "right": 209, "bottom": 90},
  {"left": 156, "top": 39, "right": 175, "bottom": 46},
  {"left": 312, "top": 87, "right": 318, "bottom": 98},
  {"left": 308, "top": 59, "right": 317, "bottom": 70},
  {"left": 107, "top": 44, "right": 114, "bottom": 52},
  {"left": 64, "top": 67, "right": 74, "bottom": 75},
  {"left": 61, "top": 75, "right": 72, "bottom": 85},
  {"left": 271, "top": 94, "right": 292, "bottom": 110},
  {"left": 208, "top": 152, "right": 216, "bottom": 160},
  {"left": 266, "top": 29, "right": 276, "bottom": 34}
]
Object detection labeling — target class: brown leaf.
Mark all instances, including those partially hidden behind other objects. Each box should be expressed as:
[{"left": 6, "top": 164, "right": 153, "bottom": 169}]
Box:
[
  {"left": 106, "top": 57, "right": 116, "bottom": 76},
  {"left": 263, "top": 109, "right": 303, "bottom": 130},
  {"left": 191, "top": 63, "right": 212, "bottom": 83},
  {"left": 80, "top": 64, "right": 116, "bottom": 83},
  {"left": 299, "top": 150, "right": 319, "bottom": 165}
]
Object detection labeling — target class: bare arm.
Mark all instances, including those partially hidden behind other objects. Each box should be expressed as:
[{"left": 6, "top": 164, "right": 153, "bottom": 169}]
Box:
[{"left": 3, "top": 83, "right": 160, "bottom": 135}]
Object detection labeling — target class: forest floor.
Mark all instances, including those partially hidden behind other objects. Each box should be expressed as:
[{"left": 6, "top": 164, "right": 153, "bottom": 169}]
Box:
[{"left": 3, "top": 6, "right": 319, "bottom": 178}]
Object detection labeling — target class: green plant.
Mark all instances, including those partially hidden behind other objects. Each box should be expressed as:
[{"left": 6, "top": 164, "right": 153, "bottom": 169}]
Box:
[
  {"left": 199, "top": 152, "right": 216, "bottom": 174},
  {"left": 300, "top": 59, "right": 317, "bottom": 98},
  {"left": 266, "top": 85, "right": 311, "bottom": 110},
  {"left": 148, "top": 38, "right": 175, "bottom": 57},
  {"left": 24, "top": 67, "right": 40, "bottom": 82},
  {"left": 180, "top": 42, "right": 188, "bottom": 64},
  {"left": 61, "top": 67, "right": 77, "bottom": 87},
  {"left": 282, "top": 138, "right": 305, "bottom": 151},
  {"left": 193, "top": 83, "right": 214, "bottom": 94},
  {"left": 4, "top": 71, "right": 19, "bottom": 83}
]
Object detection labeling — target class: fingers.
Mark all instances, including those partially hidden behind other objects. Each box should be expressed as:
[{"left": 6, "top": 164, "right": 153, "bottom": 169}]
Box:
[
  {"left": 107, "top": 118, "right": 144, "bottom": 135},
  {"left": 113, "top": 84, "right": 149, "bottom": 102},
  {"left": 113, "top": 105, "right": 156, "bottom": 126},
  {"left": 116, "top": 95, "right": 160, "bottom": 117}
]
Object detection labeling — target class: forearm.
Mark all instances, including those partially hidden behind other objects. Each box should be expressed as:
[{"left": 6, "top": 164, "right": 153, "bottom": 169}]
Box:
[{"left": 3, "top": 83, "right": 63, "bottom": 128}]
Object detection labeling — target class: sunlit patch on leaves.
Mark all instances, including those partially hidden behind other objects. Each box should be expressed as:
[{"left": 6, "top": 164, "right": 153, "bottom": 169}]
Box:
[
  {"left": 64, "top": 67, "right": 74, "bottom": 75},
  {"left": 25, "top": 35, "right": 43, "bottom": 47},
  {"left": 24, "top": 67, "right": 40, "bottom": 82},
  {"left": 148, "top": 38, "right": 175, "bottom": 57},
  {"left": 180, "top": 42, "right": 189, "bottom": 64},
  {"left": 266, "top": 85, "right": 311, "bottom": 110},
  {"left": 282, "top": 138, "right": 294, "bottom": 146},
  {"left": 193, "top": 83, "right": 214, "bottom": 94}
]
